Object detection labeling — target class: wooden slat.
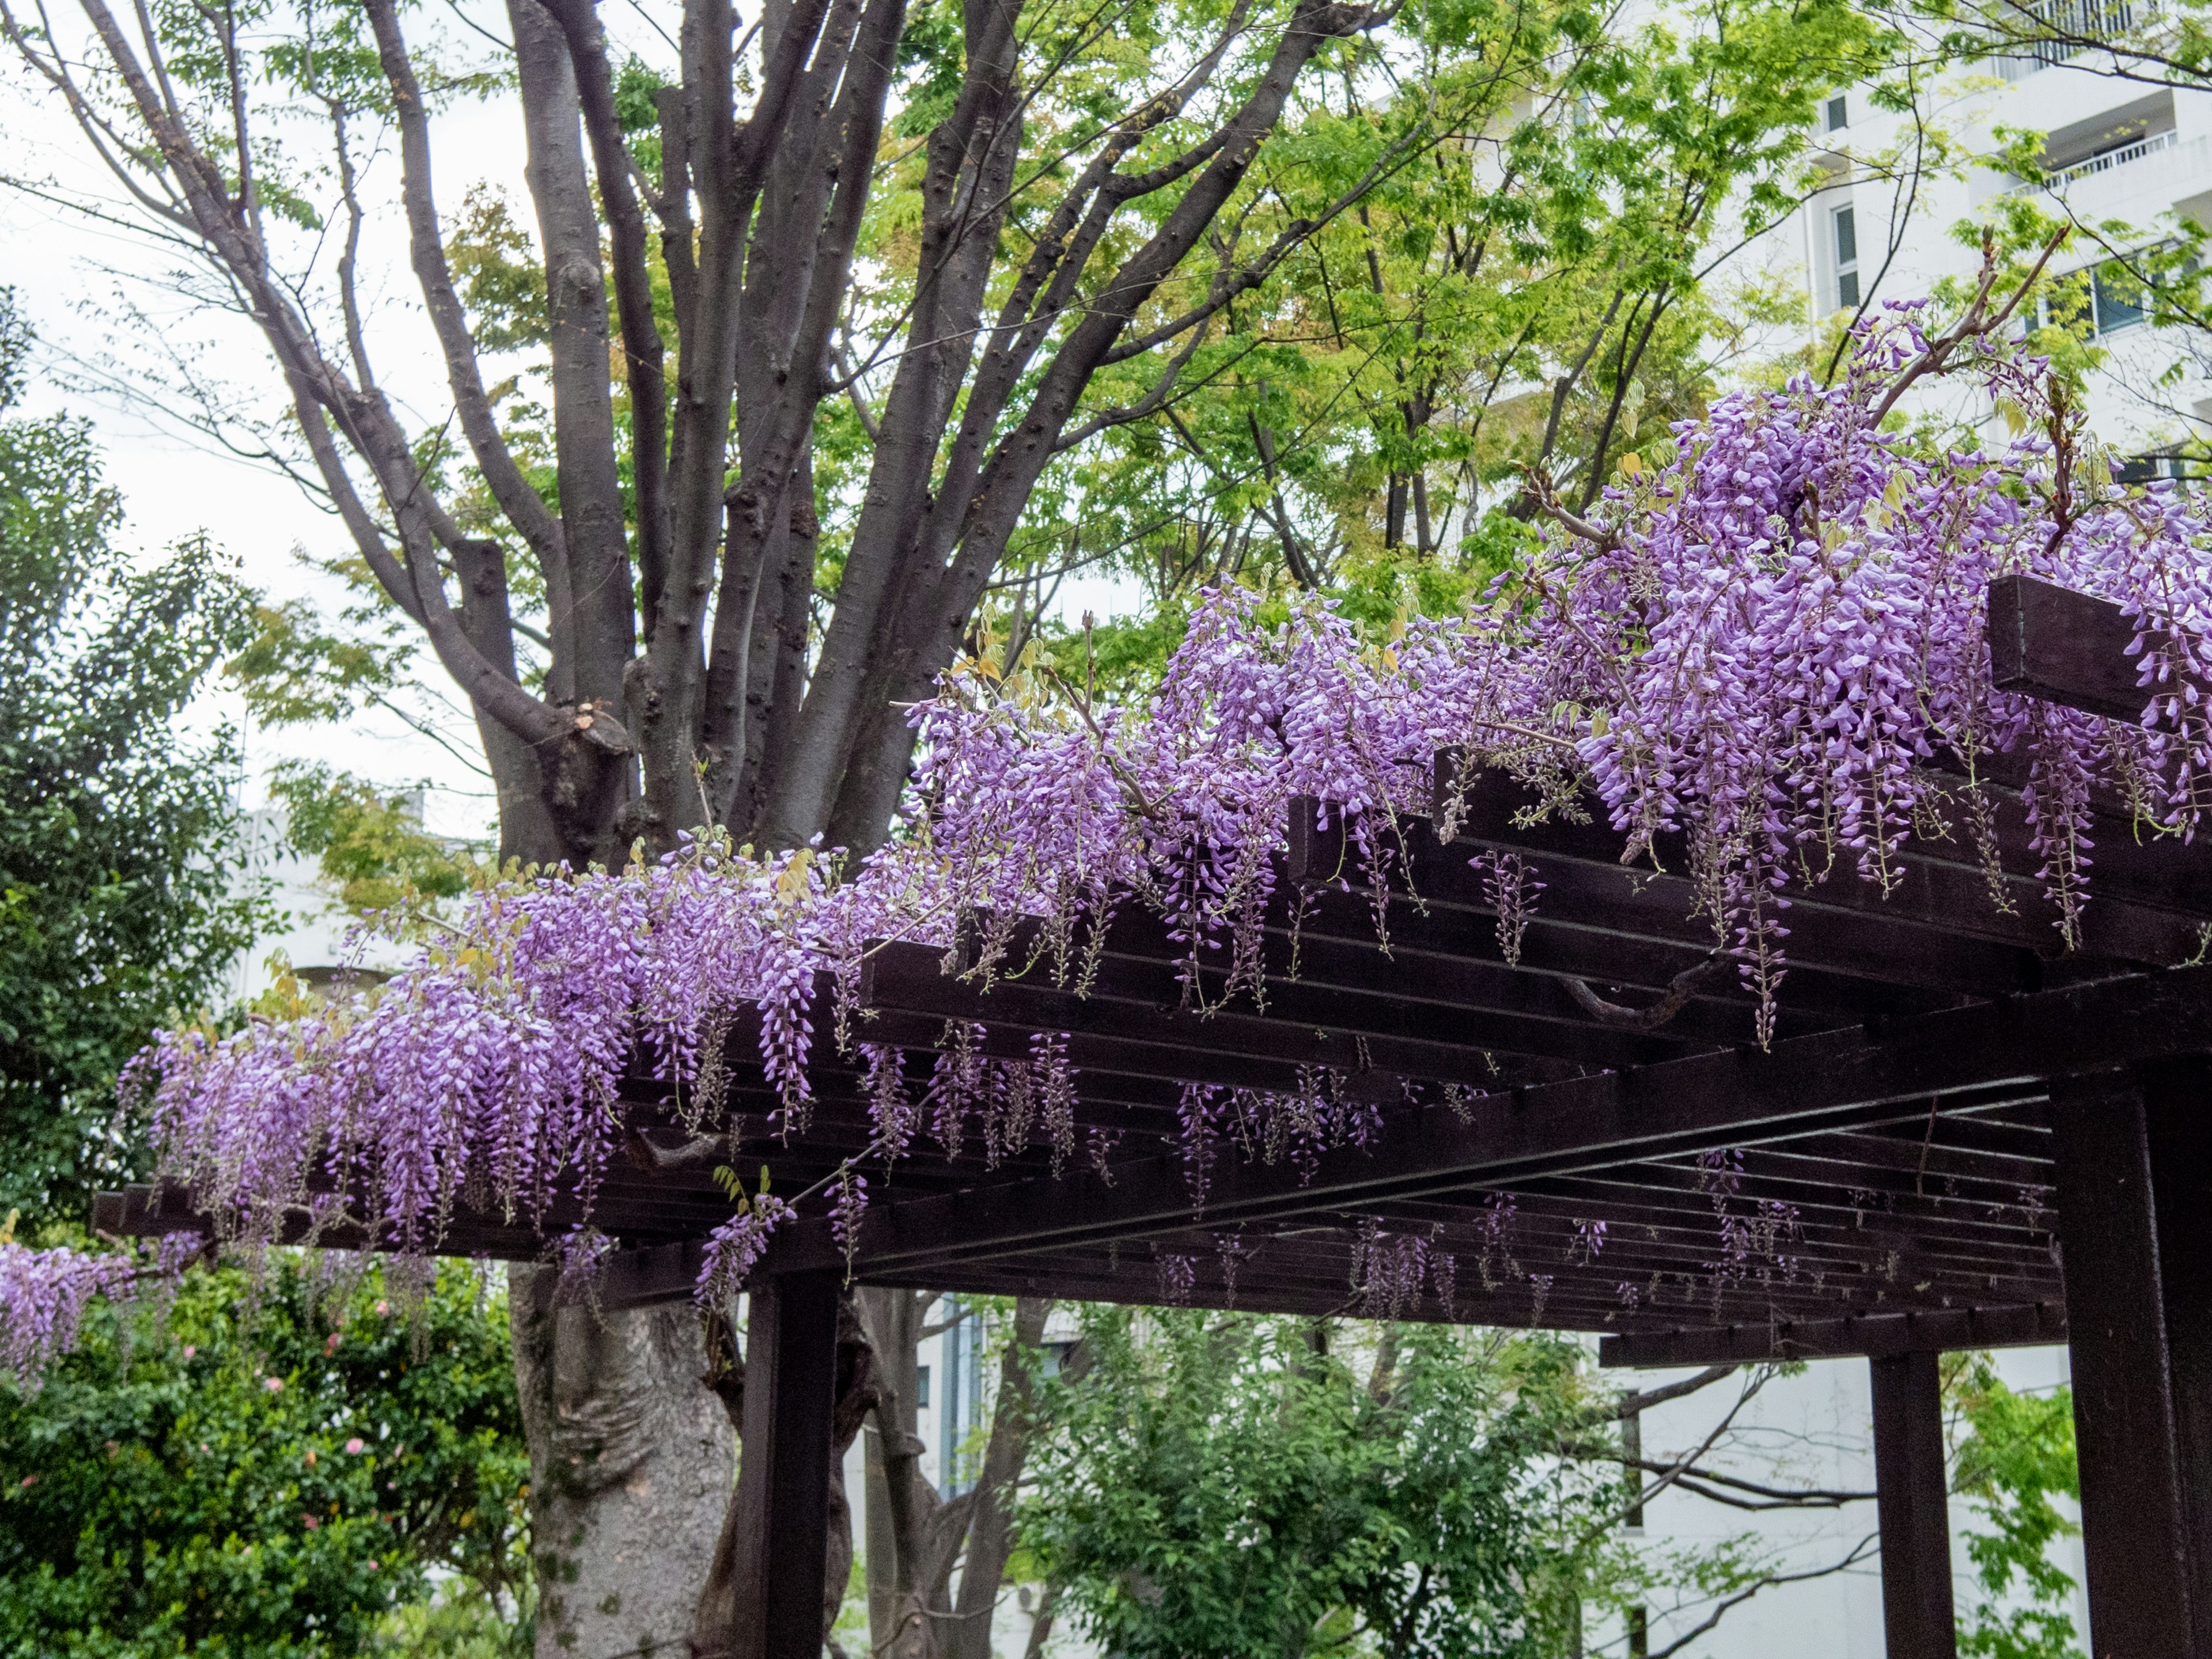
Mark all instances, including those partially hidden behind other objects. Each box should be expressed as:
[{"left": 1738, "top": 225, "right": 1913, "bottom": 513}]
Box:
[
  {"left": 1987, "top": 573, "right": 2150, "bottom": 722},
  {"left": 762, "top": 964, "right": 2212, "bottom": 1278},
  {"left": 1425, "top": 763, "right": 2207, "bottom": 969},
  {"left": 1302, "top": 795, "right": 2051, "bottom": 993},
  {"left": 868, "top": 938, "right": 1692, "bottom": 1081},
  {"left": 1598, "top": 1301, "right": 2069, "bottom": 1365}
]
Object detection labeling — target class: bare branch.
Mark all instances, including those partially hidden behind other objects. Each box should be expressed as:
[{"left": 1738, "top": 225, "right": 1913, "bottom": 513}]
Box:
[
  {"left": 1865, "top": 226, "right": 2069, "bottom": 429},
  {"left": 1645, "top": 1535, "right": 1881, "bottom": 1659},
  {"left": 1611, "top": 1362, "right": 1741, "bottom": 1419}
]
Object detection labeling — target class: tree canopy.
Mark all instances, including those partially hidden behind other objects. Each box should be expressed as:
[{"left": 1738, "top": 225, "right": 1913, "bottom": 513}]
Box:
[
  {"left": 0, "top": 292, "right": 267, "bottom": 1229},
  {"left": 1019, "top": 1312, "right": 1641, "bottom": 1659},
  {"left": 0, "top": 0, "right": 1901, "bottom": 876}
]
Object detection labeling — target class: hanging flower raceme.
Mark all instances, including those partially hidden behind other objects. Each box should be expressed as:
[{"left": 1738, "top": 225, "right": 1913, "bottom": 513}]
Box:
[
  {"left": 7, "top": 314, "right": 2211, "bottom": 1384},
  {"left": 0, "top": 1241, "right": 138, "bottom": 1387}
]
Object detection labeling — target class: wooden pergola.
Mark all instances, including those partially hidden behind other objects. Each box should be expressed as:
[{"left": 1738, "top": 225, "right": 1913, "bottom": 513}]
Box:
[{"left": 104, "top": 576, "right": 2212, "bottom": 1659}]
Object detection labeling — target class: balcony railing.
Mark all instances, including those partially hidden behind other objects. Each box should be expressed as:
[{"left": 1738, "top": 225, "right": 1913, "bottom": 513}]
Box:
[
  {"left": 2007, "top": 128, "right": 2180, "bottom": 195},
  {"left": 1991, "top": 0, "right": 2136, "bottom": 76}
]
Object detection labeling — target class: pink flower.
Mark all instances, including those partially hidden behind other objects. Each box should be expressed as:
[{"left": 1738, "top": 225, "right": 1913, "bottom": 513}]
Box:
[
  {"left": 373, "top": 1300, "right": 389, "bottom": 1316},
  {"left": 301, "top": 1514, "right": 319, "bottom": 1530},
  {"left": 17, "top": 1475, "right": 36, "bottom": 1488},
  {"left": 344, "top": 1438, "right": 365, "bottom": 1455},
  {"left": 263, "top": 1376, "right": 283, "bottom": 1392},
  {"left": 180, "top": 1345, "right": 195, "bottom": 1360}
]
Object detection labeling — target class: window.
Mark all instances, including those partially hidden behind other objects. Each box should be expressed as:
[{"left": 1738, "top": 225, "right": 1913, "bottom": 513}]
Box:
[
  {"left": 1833, "top": 206, "right": 1861, "bottom": 310},
  {"left": 915, "top": 1363, "right": 931, "bottom": 1409},
  {"left": 2092, "top": 263, "right": 2146, "bottom": 333},
  {"left": 1825, "top": 94, "right": 1849, "bottom": 132}
]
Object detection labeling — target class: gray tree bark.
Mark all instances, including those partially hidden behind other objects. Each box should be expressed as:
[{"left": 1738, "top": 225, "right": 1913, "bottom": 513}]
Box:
[
  {"left": 859, "top": 1291, "right": 1053, "bottom": 1659},
  {"left": 510, "top": 1265, "right": 737, "bottom": 1659}
]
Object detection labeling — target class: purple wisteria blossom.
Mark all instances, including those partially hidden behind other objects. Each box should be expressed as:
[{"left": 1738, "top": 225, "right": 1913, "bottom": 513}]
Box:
[
  {"left": 7, "top": 318, "right": 2212, "bottom": 1377},
  {"left": 0, "top": 1243, "right": 136, "bottom": 1386}
]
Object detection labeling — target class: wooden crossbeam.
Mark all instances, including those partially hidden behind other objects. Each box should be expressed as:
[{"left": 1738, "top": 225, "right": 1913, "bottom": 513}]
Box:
[
  {"left": 1257, "top": 873, "right": 1946, "bottom": 1022},
  {"left": 1653, "top": 1157, "right": 2043, "bottom": 1228},
  {"left": 968, "top": 904, "right": 1785, "bottom": 1049},
  {"left": 1987, "top": 573, "right": 2151, "bottom": 722},
  {"left": 1597, "top": 1301, "right": 2068, "bottom": 1366},
  {"left": 857, "top": 1233, "right": 2051, "bottom": 1336},
  {"left": 1422, "top": 763, "right": 2207, "bottom": 971},
  {"left": 1301, "top": 796, "right": 2054, "bottom": 994},
  {"left": 1422, "top": 1172, "right": 2058, "bottom": 1267},
  {"left": 761, "top": 963, "right": 2212, "bottom": 1278},
  {"left": 865, "top": 938, "right": 1692, "bottom": 1083}
]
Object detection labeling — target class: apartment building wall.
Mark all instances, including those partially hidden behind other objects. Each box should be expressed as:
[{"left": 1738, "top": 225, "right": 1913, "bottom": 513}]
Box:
[
  {"left": 1607, "top": 1347, "right": 2088, "bottom": 1658},
  {"left": 1775, "top": 43, "right": 2212, "bottom": 448},
  {"left": 227, "top": 806, "right": 414, "bottom": 1002}
]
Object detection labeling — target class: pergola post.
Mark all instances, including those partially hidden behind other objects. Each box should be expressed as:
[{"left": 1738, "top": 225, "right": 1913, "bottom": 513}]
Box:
[
  {"left": 729, "top": 1269, "right": 842, "bottom": 1659},
  {"left": 2050, "top": 1060, "right": 2212, "bottom": 1657},
  {"left": 1869, "top": 1349, "right": 1956, "bottom": 1659}
]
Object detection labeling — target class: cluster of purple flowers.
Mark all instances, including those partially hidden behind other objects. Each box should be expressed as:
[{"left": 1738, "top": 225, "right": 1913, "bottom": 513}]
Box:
[
  {"left": 4, "top": 315, "right": 2208, "bottom": 1374},
  {"left": 0, "top": 1242, "right": 137, "bottom": 1385}
]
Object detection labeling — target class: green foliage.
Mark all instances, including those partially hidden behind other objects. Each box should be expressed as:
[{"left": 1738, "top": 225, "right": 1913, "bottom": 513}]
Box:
[
  {"left": 229, "top": 599, "right": 416, "bottom": 729},
  {"left": 0, "top": 1253, "right": 531, "bottom": 1659},
  {"left": 0, "top": 292, "right": 270, "bottom": 1226},
  {"left": 963, "top": 0, "right": 1894, "bottom": 693},
  {"left": 1949, "top": 1355, "right": 2083, "bottom": 1659},
  {"left": 444, "top": 187, "right": 550, "bottom": 356},
  {"left": 264, "top": 762, "right": 491, "bottom": 926},
  {"left": 1018, "top": 1312, "right": 1646, "bottom": 1658}
]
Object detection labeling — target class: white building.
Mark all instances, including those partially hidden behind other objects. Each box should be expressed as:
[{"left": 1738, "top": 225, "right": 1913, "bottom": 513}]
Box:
[
  {"left": 1607, "top": 1346, "right": 2089, "bottom": 1658},
  {"left": 226, "top": 803, "right": 423, "bottom": 1004},
  {"left": 1761, "top": 22, "right": 2212, "bottom": 452}
]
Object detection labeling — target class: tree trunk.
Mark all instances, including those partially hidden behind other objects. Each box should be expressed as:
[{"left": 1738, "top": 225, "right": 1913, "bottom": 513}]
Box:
[
  {"left": 856, "top": 1291, "right": 1055, "bottom": 1659},
  {"left": 941, "top": 1297, "right": 1051, "bottom": 1659},
  {"left": 509, "top": 1264, "right": 736, "bottom": 1659},
  {"left": 858, "top": 1287, "right": 956, "bottom": 1658}
]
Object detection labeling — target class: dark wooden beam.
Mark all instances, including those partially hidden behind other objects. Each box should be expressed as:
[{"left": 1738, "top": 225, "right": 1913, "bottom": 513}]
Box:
[
  {"left": 1598, "top": 1302, "right": 2066, "bottom": 1366},
  {"left": 760, "top": 963, "right": 2212, "bottom": 1278},
  {"left": 725, "top": 1271, "right": 842, "bottom": 1659},
  {"left": 1987, "top": 573, "right": 2150, "bottom": 723},
  {"left": 1380, "top": 1180, "right": 2063, "bottom": 1278},
  {"left": 1871, "top": 1349, "right": 1959, "bottom": 1659},
  {"left": 863, "top": 939, "right": 1672, "bottom": 1082},
  {"left": 974, "top": 904, "right": 1780, "bottom": 1050},
  {"left": 597, "top": 1240, "right": 711, "bottom": 1310},
  {"left": 2050, "top": 1060, "right": 2212, "bottom": 1655},
  {"left": 1268, "top": 870, "right": 1949, "bottom": 1023},
  {"left": 1421, "top": 765, "right": 2206, "bottom": 971},
  {"left": 1306, "top": 794, "right": 2055, "bottom": 993}
]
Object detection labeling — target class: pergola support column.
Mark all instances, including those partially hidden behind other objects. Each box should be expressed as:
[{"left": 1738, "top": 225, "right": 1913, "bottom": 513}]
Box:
[
  {"left": 2050, "top": 1060, "right": 2212, "bottom": 1657},
  {"left": 1869, "top": 1349, "right": 1956, "bottom": 1659},
  {"left": 728, "top": 1270, "right": 842, "bottom": 1659}
]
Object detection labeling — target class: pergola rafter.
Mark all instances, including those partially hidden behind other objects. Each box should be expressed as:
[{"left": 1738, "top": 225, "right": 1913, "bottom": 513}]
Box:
[{"left": 99, "top": 577, "right": 2212, "bottom": 1658}]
